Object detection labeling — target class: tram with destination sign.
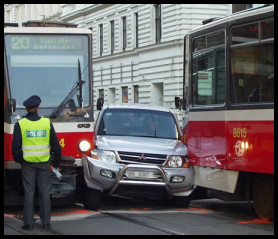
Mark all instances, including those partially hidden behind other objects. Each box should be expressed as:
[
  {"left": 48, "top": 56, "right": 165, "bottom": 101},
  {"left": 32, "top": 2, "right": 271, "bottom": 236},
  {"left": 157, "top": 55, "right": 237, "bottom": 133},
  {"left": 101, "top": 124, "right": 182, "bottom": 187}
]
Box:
[
  {"left": 175, "top": 5, "right": 274, "bottom": 220},
  {"left": 4, "top": 21, "right": 94, "bottom": 204}
]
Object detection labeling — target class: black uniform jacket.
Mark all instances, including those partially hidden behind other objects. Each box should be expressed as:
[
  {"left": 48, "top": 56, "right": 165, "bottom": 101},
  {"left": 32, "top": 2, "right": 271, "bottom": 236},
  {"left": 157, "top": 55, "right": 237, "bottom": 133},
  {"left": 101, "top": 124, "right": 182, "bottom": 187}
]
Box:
[{"left": 12, "top": 112, "right": 62, "bottom": 168}]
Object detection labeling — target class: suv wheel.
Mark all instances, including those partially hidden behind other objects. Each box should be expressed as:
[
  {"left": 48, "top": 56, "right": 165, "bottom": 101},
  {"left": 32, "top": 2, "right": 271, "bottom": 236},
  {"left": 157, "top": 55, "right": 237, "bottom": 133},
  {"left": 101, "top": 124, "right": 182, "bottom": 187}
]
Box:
[{"left": 84, "top": 188, "right": 101, "bottom": 210}]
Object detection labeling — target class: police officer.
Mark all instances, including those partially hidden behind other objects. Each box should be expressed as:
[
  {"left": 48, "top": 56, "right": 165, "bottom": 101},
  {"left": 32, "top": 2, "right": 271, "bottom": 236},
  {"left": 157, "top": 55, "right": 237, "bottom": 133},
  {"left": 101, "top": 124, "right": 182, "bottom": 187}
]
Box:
[{"left": 12, "top": 95, "right": 61, "bottom": 231}]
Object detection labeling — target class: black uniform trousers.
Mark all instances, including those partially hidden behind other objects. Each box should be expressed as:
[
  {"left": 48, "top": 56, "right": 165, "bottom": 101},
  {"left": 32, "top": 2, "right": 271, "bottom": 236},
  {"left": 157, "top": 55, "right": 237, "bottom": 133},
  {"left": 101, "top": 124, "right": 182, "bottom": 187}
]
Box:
[{"left": 21, "top": 160, "right": 51, "bottom": 226}]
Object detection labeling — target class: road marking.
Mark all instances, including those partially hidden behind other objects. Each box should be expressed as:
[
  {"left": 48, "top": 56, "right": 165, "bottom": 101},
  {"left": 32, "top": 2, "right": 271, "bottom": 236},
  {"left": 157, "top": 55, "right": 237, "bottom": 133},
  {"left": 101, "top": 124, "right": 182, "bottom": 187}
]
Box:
[
  {"left": 48, "top": 208, "right": 100, "bottom": 221},
  {"left": 238, "top": 219, "right": 273, "bottom": 224},
  {"left": 176, "top": 207, "right": 210, "bottom": 214},
  {"left": 130, "top": 207, "right": 150, "bottom": 211},
  {"left": 100, "top": 206, "right": 211, "bottom": 215},
  {"left": 50, "top": 209, "right": 99, "bottom": 216},
  {"left": 4, "top": 213, "right": 21, "bottom": 220}
]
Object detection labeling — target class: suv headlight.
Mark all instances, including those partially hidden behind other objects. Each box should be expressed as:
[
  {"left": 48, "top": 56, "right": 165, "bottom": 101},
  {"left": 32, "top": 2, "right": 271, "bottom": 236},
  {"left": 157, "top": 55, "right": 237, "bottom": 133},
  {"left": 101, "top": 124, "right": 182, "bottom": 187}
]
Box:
[
  {"left": 165, "top": 156, "right": 190, "bottom": 168},
  {"left": 91, "top": 149, "right": 116, "bottom": 163}
]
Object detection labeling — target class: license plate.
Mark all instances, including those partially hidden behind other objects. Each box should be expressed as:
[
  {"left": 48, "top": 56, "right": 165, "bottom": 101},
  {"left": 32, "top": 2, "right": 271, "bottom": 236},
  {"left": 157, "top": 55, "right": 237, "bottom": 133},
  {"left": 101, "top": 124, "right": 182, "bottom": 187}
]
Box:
[{"left": 126, "top": 171, "right": 157, "bottom": 179}]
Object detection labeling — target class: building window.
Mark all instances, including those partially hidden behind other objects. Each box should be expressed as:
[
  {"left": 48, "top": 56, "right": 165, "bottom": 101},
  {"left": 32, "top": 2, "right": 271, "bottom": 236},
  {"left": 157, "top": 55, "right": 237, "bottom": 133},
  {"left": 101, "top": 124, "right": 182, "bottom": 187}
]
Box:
[
  {"left": 97, "top": 89, "right": 104, "bottom": 110},
  {"left": 110, "top": 20, "right": 115, "bottom": 54},
  {"left": 122, "top": 16, "right": 127, "bottom": 51},
  {"left": 122, "top": 86, "right": 128, "bottom": 103},
  {"left": 154, "top": 4, "right": 162, "bottom": 43},
  {"left": 232, "top": 4, "right": 252, "bottom": 13},
  {"left": 99, "top": 24, "right": 103, "bottom": 56},
  {"left": 99, "top": 89, "right": 104, "bottom": 99},
  {"left": 134, "top": 85, "right": 139, "bottom": 103},
  {"left": 108, "top": 87, "right": 116, "bottom": 103},
  {"left": 135, "top": 13, "right": 139, "bottom": 48}
]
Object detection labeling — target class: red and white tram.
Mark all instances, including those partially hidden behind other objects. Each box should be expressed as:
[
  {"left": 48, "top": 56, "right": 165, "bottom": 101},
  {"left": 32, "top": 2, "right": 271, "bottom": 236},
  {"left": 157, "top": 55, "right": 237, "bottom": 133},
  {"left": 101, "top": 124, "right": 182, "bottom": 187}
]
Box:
[
  {"left": 4, "top": 21, "right": 94, "bottom": 203},
  {"left": 176, "top": 5, "right": 274, "bottom": 220}
]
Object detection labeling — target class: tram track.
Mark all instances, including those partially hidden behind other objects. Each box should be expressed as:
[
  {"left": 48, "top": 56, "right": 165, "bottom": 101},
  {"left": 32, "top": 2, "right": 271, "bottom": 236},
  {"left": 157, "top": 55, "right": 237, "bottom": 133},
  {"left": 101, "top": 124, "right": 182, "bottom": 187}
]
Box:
[
  {"left": 100, "top": 211, "right": 185, "bottom": 235},
  {"left": 5, "top": 201, "right": 274, "bottom": 235},
  {"left": 70, "top": 202, "right": 185, "bottom": 235}
]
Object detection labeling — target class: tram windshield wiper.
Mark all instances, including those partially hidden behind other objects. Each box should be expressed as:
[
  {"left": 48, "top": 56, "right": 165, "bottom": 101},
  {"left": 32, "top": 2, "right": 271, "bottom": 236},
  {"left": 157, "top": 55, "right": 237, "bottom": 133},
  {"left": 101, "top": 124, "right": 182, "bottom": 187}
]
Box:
[{"left": 50, "top": 59, "right": 85, "bottom": 118}]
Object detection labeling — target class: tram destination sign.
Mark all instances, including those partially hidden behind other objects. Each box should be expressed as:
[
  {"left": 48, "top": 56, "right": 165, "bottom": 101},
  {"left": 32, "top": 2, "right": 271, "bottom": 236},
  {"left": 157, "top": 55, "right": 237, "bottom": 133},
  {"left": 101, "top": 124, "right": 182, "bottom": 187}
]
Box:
[{"left": 7, "top": 35, "right": 85, "bottom": 51}]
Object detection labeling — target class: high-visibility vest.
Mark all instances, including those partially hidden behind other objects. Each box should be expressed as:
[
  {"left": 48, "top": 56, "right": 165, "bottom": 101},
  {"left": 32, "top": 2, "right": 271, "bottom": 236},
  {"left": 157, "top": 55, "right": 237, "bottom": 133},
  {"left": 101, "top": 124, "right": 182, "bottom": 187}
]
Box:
[{"left": 19, "top": 117, "right": 51, "bottom": 163}]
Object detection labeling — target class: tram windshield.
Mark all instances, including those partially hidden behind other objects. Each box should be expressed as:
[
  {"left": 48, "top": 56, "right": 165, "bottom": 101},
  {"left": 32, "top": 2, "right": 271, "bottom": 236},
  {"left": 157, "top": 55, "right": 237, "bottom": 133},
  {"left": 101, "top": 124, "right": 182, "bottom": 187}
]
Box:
[{"left": 4, "top": 34, "right": 90, "bottom": 108}]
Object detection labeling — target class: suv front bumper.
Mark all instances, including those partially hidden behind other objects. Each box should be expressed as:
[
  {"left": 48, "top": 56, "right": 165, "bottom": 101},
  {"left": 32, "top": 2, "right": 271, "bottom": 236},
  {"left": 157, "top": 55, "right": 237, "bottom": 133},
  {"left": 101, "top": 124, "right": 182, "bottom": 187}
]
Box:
[{"left": 82, "top": 155, "right": 194, "bottom": 197}]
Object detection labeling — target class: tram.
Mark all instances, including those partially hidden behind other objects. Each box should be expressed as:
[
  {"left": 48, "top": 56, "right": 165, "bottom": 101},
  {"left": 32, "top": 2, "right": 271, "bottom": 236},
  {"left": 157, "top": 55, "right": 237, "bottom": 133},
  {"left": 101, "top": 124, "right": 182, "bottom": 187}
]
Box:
[
  {"left": 176, "top": 5, "right": 274, "bottom": 220},
  {"left": 4, "top": 21, "right": 94, "bottom": 203}
]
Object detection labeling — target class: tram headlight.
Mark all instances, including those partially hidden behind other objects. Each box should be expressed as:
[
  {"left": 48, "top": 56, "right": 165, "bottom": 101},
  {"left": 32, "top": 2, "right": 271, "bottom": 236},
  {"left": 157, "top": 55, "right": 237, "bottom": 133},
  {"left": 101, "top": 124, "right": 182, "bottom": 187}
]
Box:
[{"left": 78, "top": 140, "right": 91, "bottom": 152}]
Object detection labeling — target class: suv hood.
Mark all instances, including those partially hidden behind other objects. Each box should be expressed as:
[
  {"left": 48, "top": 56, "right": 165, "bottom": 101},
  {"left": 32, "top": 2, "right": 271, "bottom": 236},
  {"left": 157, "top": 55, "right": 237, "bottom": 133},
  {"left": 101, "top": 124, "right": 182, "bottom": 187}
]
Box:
[{"left": 96, "top": 135, "right": 188, "bottom": 156}]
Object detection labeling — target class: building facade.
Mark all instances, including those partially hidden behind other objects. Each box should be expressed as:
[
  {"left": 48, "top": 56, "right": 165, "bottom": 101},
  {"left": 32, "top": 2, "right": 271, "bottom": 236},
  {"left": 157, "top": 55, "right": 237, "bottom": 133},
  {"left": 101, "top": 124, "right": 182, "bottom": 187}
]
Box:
[
  {"left": 4, "top": 4, "right": 264, "bottom": 124},
  {"left": 4, "top": 4, "right": 61, "bottom": 23},
  {"left": 59, "top": 4, "right": 232, "bottom": 110}
]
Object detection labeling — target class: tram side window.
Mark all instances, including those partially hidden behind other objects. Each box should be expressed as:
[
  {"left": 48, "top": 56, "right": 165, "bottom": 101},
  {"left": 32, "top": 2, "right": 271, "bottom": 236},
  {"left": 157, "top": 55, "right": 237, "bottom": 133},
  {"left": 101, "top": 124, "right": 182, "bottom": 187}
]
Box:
[
  {"left": 192, "top": 30, "right": 226, "bottom": 107},
  {"left": 230, "top": 19, "right": 274, "bottom": 104}
]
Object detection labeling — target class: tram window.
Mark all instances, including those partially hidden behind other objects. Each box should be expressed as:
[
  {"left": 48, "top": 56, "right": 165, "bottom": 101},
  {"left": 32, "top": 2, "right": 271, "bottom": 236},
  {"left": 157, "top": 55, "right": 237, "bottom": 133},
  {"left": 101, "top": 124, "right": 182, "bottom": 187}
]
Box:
[
  {"left": 207, "top": 31, "right": 225, "bottom": 48},
  {"left": 193, "top": 31, "right": 225, "bottom": 52},
  {"left": 231, "top": 22, "right": 259, "bottom": 45},
  {"left": 230, "top": 43, "right": 274, "bottom": 104},
  {"left": 192, "top": 30, "right": 226, "bottom": 107},
  {"left": 261, "top": 19, "right": 274, "bottom": 40},
  {"left": 193, "top": 36, "right": 206, "bottom": 52},
  {"left": 231, "top": 18, "right": 274, "bottom": 45},
  {"left": 192, "top": 47, "right": 226, "bottom": 106}
]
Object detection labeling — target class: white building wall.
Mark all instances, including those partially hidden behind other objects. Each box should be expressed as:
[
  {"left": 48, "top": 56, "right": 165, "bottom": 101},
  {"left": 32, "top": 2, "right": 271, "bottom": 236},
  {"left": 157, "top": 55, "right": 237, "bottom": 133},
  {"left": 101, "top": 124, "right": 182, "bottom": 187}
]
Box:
[{"left": 4, "top": 4, "right": 61, "bottom": 26}]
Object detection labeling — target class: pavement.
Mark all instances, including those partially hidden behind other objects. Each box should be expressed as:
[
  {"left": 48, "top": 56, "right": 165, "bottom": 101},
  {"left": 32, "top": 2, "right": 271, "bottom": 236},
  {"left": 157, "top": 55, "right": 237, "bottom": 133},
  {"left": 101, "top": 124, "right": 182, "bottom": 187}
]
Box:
[{"left": 4, "top": 214, "right": 53, "bottom": 235}]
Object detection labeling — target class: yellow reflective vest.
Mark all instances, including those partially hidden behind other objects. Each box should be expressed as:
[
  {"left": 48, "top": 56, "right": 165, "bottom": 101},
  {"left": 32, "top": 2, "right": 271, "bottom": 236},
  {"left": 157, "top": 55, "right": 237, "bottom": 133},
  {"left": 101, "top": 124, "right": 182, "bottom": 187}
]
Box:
[{"left": 19, "top": 117, "right": 51, "bottom": 163}]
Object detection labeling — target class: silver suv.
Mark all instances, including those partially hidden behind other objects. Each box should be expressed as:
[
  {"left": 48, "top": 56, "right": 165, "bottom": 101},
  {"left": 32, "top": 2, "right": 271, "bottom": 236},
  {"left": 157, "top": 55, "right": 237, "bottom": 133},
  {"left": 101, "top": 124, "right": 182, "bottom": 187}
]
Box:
[{"left": 82, "top": 103, "right": 194, "bottom": 209}]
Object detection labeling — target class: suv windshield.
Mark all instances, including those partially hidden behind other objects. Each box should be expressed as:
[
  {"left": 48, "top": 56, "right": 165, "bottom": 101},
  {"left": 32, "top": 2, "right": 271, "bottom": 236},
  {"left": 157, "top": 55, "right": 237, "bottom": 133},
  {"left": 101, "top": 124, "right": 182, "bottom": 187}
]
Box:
[{"left": 98, "top": 109, "right": 179, "bottom": 139}]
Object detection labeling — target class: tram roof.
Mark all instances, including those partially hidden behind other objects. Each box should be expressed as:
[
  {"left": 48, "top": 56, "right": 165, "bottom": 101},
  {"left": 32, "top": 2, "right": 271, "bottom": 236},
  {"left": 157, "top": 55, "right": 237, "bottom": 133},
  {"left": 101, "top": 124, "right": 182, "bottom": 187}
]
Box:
[
  {"left": 187, "top": 5, "right": 274, "bottom": 35},
  {"left": 4, "top": 27, "right": 92, "bottom": 35}
]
